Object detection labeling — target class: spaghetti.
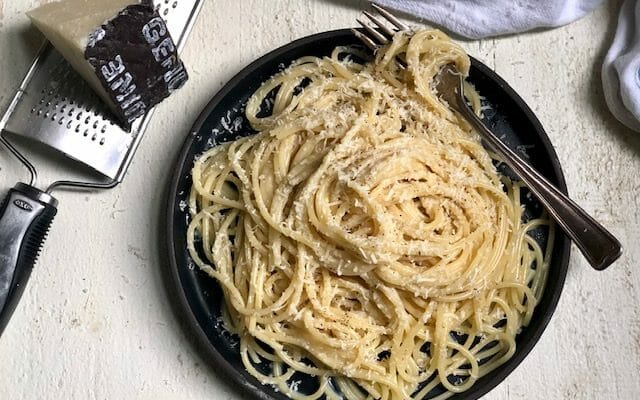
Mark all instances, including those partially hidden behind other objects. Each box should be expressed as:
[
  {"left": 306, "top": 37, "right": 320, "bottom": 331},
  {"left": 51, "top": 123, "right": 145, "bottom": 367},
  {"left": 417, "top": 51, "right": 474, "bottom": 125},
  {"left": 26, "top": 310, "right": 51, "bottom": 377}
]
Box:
[{"left": 187, "top": 29, "right": 554, "bottom": 399}]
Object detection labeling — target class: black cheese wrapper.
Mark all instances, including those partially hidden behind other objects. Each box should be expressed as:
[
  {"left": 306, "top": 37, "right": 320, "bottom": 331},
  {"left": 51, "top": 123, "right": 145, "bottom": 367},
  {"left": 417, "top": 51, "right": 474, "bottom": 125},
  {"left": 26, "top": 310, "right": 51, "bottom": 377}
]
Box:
[{"left": 85, "top": 2, "right": 188, "bottom": 130}]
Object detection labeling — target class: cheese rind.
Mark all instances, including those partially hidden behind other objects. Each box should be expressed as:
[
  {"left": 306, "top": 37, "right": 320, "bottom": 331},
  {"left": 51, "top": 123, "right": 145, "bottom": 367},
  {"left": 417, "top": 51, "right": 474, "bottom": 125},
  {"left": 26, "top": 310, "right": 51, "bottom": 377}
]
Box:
[{"left": 27, "top": 0, "right": 188, "bottom": 130}]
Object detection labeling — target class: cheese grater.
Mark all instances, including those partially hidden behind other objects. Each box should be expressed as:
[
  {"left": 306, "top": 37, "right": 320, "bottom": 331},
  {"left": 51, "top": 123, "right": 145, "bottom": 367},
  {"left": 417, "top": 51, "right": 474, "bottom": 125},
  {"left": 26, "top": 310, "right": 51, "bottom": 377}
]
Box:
[{"left": 0, "top": 0, "right": 203, "bottom": 335}]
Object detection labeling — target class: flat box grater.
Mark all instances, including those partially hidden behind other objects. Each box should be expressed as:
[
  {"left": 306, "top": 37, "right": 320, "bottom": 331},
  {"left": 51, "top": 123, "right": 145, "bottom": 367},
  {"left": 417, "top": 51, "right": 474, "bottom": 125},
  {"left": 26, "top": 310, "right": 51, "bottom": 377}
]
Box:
[{"left": 0, "top": 0, "right": 203, "bottom": 335}]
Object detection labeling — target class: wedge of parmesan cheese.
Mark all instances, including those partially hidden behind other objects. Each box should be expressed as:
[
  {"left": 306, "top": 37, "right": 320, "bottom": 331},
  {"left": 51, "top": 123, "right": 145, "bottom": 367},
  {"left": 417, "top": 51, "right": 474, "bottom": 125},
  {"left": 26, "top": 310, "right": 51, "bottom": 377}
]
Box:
[{"left": 27, "top": 0, "right": 188, "bottom": 130}]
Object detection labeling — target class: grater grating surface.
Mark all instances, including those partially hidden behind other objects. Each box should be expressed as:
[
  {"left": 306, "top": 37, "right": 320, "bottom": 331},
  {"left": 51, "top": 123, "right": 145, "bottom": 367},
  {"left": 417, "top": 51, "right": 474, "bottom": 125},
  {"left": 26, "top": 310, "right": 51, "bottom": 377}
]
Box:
[{"left": 0, "top": 0, "right": 203, "bottom": 182}]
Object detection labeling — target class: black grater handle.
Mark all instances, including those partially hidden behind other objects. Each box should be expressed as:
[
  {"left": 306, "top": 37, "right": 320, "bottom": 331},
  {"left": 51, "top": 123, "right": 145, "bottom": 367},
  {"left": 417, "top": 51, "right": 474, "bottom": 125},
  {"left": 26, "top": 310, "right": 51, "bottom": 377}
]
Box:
[{"left": 0, "top": 183, "right": 57, "bottom": 336}]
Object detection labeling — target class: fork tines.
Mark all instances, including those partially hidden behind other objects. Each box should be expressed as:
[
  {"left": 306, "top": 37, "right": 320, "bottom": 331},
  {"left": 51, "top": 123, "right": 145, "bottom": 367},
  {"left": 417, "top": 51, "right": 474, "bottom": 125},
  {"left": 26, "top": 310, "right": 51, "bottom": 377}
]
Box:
[{"left": 352, "top": 3, "right": 409, "bottom": 51}]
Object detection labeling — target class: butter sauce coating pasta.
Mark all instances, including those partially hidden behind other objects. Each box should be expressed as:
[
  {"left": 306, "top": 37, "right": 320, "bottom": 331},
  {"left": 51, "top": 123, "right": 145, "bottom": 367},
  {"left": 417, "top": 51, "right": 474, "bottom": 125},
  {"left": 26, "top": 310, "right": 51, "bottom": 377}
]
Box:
[{"left": 187, "top": 29, "right": 553, "bottom": 400}]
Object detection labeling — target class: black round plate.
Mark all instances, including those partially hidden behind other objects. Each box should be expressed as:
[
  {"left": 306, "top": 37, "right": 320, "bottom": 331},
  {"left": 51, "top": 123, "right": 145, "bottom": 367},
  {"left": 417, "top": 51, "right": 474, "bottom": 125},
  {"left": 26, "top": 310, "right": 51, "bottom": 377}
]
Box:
[{"left": 165, "top": 29, "right": 571, "bottom": 400}]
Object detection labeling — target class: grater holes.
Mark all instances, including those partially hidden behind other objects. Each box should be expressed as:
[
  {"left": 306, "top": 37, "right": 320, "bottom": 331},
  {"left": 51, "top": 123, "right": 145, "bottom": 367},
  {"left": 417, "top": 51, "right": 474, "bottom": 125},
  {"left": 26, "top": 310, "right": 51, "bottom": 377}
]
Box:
[
  {"left": 33, "top": 89, "right": 68, "bottom": 122},
  {"left": 155, "top": 0, "right": 175, "bottom": 19},
  {"left": 83, "top": 129, "right": 89, "bottom": 137},
  {"left": 99, "top": 138, "right": 106, "bottom": 146}
]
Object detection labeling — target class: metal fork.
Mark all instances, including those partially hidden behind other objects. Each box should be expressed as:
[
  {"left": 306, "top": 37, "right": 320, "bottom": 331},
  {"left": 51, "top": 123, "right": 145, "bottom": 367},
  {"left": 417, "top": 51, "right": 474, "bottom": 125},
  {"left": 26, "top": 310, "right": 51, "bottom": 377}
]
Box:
[{"left": 352, "top": 3, "right": 622, "bottom": 271}]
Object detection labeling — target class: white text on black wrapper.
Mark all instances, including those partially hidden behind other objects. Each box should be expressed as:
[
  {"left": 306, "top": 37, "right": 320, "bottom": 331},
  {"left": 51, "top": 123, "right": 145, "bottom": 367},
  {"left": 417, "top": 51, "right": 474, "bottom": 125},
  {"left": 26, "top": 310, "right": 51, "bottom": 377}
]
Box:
[
  {"left": 143, "top": 17, "right": 188, "bottom": 92},
  {"left": 99, "top": 17, "right": 187, "bottom": 125}
]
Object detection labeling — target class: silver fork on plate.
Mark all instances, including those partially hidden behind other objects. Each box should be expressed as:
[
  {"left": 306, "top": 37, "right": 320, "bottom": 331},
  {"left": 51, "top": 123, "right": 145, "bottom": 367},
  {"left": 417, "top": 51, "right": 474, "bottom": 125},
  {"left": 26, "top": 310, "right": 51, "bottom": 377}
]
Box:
[{"left": 351, "top": 3, "right": 621, "bottom": 271}]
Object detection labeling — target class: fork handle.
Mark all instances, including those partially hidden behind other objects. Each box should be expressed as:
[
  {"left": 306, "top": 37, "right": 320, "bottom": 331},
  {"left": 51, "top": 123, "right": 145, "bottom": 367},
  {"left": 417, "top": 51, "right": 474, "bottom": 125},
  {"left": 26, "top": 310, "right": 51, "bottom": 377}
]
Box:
[{"left": 456, "top": 100, "right": 622, "bottom": 270}]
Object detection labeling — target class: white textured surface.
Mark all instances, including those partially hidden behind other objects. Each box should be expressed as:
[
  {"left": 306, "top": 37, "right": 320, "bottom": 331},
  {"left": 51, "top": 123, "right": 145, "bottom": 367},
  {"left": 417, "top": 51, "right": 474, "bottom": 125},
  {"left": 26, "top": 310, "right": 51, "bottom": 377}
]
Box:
[{"left": 1, "top": 1, "right": 639, "bottom": 399}]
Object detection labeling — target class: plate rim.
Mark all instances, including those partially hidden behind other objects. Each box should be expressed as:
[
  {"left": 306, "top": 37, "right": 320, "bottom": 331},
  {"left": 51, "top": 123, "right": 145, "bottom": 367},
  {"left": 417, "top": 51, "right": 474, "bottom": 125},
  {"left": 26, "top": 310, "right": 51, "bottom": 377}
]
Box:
[{"left": 164, "top": 28, "right": 571, "bottom": 400}]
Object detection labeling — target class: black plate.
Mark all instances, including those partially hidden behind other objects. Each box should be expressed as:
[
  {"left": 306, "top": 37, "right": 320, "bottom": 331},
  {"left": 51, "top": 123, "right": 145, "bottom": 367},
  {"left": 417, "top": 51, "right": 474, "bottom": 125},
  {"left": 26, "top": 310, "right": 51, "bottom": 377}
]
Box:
[{"left": 165, "top": 29, "right": 571, "bottom": 400}]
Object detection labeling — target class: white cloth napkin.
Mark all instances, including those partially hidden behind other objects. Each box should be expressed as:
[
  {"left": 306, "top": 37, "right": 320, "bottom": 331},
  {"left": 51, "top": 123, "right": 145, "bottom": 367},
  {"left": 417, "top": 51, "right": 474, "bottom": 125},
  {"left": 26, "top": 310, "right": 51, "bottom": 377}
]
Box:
[
  {"left": 374, "top": 0, "right": 640, "bottom": 132},
  {"left": 602, "top": 0, "right": 640, "bottom": 132},
  {"left": 373, "top": 0, "right": 603, "bottom": 39}
]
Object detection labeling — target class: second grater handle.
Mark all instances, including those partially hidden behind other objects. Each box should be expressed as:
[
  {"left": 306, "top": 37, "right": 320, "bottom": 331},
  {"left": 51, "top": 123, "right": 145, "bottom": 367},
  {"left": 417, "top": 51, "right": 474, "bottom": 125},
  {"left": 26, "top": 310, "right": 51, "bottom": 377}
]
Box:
[{"left": 0, "top": 183, "right": 57, "bottom": 336}]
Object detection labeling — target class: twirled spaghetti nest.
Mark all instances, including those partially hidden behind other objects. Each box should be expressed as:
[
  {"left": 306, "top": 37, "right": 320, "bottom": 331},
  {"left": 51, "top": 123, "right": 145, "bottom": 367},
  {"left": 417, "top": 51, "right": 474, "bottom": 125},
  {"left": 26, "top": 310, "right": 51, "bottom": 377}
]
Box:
[{"left": 187, "top": 29, "right": 552, "bottom": 400}]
